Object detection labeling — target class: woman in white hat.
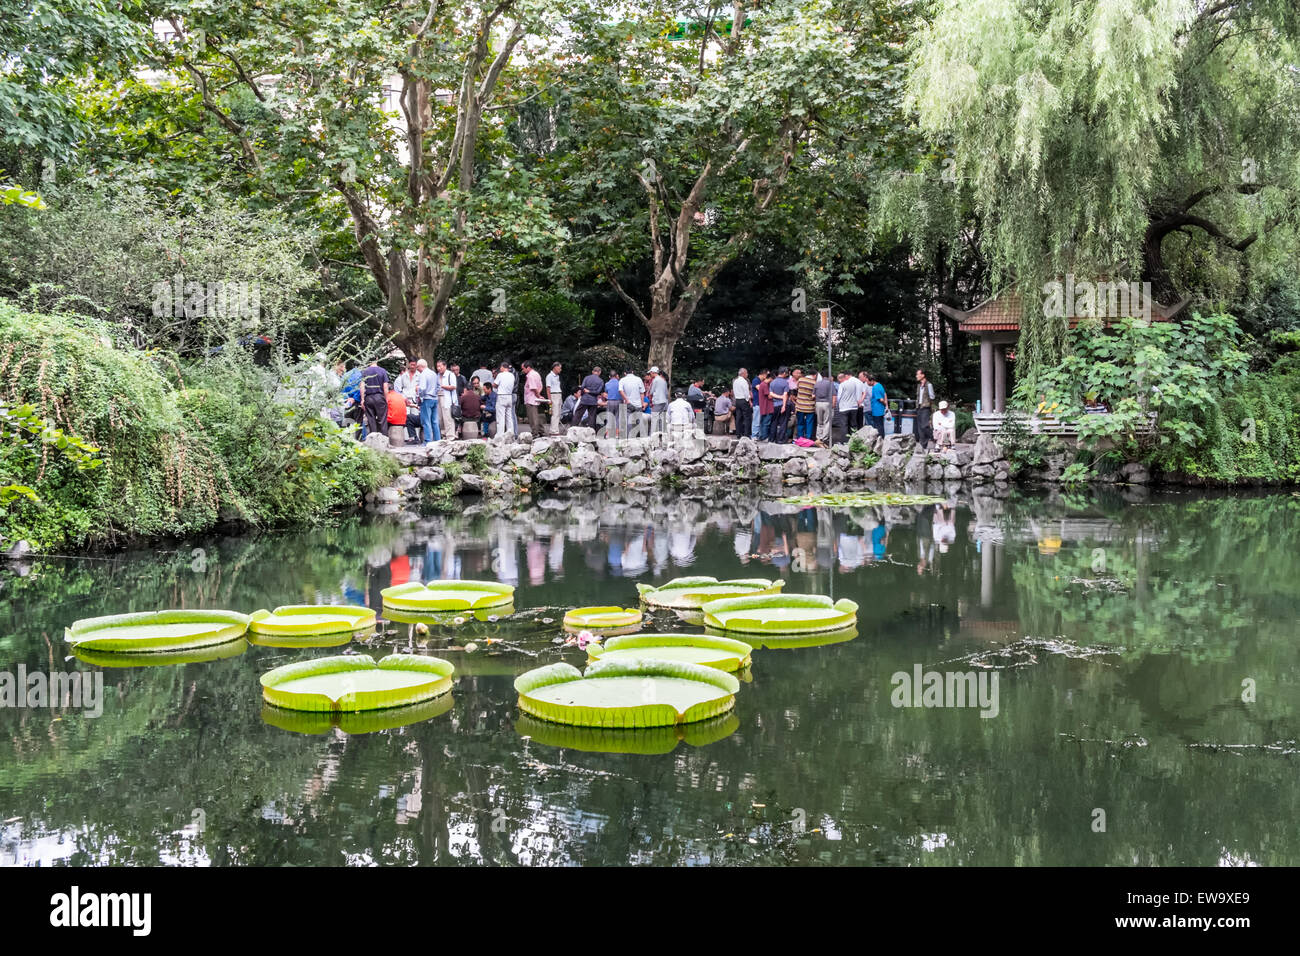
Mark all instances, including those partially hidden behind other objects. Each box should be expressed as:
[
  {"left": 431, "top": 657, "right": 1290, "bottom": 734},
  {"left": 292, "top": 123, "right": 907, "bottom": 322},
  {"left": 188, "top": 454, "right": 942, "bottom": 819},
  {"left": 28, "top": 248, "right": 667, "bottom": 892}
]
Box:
[{"left": 932, "top": 400, "right": 957, "bottom": 450}]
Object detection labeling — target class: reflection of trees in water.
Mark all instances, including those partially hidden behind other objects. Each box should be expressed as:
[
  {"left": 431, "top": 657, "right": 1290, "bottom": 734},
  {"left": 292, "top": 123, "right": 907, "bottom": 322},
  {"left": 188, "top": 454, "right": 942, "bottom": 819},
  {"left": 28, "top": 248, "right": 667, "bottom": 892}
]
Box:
[{"left": 5, "top": 491, "right": 1299, "bottom": 865}]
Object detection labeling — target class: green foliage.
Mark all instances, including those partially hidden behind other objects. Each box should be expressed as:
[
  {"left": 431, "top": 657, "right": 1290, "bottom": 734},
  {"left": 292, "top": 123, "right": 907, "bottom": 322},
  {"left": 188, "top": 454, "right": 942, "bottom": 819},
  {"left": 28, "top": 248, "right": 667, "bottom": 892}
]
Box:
[
  {"left": 1021, "top": 312, "right": 1251, "bottom": 459},
  {"left": 0, "top": 185, "right": 324, "bottom": 354},
  {"left": 440, "top": 290, "right": 594, "bottom": 370},
  {"left": 0, "top": 302, "right": 394, "bottom": 551},
  {"left": 905, "top": 0, "right": 1300, "bottom": 376}
]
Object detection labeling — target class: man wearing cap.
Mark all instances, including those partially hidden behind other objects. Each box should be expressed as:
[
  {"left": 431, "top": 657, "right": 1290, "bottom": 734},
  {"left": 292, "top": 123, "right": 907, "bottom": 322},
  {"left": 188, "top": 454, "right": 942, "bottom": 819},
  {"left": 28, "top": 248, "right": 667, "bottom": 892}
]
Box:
[{"left": 933, "top": 400, "right": 957, "bottom": 450}]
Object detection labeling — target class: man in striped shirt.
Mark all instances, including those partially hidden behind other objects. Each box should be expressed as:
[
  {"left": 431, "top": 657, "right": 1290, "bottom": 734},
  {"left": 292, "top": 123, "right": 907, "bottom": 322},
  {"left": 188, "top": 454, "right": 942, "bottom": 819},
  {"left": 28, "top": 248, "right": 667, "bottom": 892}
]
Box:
[{"left": 794, "top": 368, "right": 817, "bottom": 441}]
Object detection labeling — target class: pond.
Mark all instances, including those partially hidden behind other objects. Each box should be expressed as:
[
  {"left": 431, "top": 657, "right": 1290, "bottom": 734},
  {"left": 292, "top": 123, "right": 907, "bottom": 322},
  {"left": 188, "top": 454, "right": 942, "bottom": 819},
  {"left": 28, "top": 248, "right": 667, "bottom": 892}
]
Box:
[{"left": 1, "top": 487, "right": 1297, "bottom": 866}]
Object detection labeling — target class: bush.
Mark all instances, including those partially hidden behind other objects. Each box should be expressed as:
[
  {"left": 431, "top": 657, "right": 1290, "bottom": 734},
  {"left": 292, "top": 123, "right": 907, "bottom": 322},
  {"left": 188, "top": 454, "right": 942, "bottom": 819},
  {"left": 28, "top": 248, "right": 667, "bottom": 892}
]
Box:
[{"left": 0, "top": 301, "right": 394, "bottom": 550}]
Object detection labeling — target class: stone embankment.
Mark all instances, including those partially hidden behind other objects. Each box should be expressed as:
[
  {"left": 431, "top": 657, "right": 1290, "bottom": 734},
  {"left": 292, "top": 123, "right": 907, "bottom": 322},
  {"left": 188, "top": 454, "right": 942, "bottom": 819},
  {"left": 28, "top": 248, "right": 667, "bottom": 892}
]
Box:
[{"left": 360, "top": 425, "right": 1029, "bottom": 506}]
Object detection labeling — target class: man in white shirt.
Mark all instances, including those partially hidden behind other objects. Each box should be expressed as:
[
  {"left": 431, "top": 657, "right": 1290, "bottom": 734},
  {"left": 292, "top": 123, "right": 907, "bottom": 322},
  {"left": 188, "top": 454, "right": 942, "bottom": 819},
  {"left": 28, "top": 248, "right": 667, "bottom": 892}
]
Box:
[
  {"left": 494, "top": 362, "right": 517, "bottom": 437},
  {"left": 619, "top": 370, "right": 645, "bottom": 439},
  {"left": 932, "top": 400, "right": 957, "bottom": 449},
  {"left": 836, "top": 372, "right": 859, "bottom": 432},
  {"left": 395, "top": 360, "right": 420, "bottom": 402},
  {"left": 731, "top": 368, "right": 752, "bottom": 438},
  {"left": 667, "top": 390, "right": 694, "bottom": 441},
  {"left": 435, "top": 359, "right": 457, "bottom": 439},
  {"left": 545, "top": 362, "right": 563, "bottom": 434}
]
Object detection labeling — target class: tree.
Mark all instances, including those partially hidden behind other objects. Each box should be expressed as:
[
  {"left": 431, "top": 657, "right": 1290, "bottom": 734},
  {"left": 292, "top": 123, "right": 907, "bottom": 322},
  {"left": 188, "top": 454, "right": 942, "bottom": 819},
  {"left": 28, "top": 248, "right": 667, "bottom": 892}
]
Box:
[
  {"left": 551, "top": 0, "right": 912, "bottom": 376},
  {"left": 904, "top": 0, "right": 1300, "bottom": 376},
  {"left": 0, "top": 0, "right": 146, "bottom": 199},
  {"left": 140, "top": 0, "right": 566, "bottom": 359}
]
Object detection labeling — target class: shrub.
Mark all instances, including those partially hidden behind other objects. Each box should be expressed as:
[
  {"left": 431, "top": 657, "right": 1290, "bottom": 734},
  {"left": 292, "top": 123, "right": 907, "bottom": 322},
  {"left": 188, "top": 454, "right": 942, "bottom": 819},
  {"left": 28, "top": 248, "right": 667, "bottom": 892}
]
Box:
[{"left": 0, "top": 301, "right": 394, "bottom": 550}]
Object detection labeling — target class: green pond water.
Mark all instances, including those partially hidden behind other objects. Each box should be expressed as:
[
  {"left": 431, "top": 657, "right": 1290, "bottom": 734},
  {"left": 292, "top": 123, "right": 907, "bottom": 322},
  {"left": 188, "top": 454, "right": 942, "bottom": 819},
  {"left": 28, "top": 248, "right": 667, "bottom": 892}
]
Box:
[{"left": 1, "top": 487, "right": 1297, "bottom": 866}]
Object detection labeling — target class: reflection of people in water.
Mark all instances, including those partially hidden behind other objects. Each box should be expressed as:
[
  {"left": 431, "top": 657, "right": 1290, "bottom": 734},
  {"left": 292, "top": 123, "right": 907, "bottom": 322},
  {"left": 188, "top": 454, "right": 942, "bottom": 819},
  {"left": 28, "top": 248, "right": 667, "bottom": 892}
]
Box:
[
  {"left": 871, "top": 521, "right": 888, "bottom": 562},
  {"left": 932, "top": 506, "right": 957, "bottom": 554},
  {"left": 527, "top": 539, "right": 545, "bottom": 585}
]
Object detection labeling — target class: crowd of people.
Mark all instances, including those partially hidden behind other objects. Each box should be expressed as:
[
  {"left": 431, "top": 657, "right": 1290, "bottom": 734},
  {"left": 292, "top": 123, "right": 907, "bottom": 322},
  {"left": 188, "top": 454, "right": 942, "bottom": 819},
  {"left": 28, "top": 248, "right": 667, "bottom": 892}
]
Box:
[{"left": 328, "top": 355, "right": 964, "bottom": 451}]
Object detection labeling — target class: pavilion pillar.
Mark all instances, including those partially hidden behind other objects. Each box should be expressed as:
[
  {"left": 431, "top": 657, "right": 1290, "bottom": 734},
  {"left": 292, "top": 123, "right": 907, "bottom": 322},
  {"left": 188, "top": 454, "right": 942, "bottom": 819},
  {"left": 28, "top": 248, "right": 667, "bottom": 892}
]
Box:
[
  {"left": 994, "top": 345, "right": 1007, "bottom": 413},
  {"left": 980, "top": 336, "right": 994, "bottom": 414},
  {"left": 980, "top": 539, "right": 994, "bottom": 608}
]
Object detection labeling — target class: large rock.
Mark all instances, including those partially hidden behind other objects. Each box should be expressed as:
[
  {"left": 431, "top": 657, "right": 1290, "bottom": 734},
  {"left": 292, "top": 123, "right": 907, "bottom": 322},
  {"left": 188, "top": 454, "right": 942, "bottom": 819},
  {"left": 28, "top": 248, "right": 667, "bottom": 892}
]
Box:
[
  {"left": 564, "top": 426, "right": 597, "bottom": 443},
  {"left": 391, "top": 446, "right": 430, "bottom": 466},
  {"left": 851, "top": 426, "right": 880, "bottom": 446},
  {"left": 972, "top": 434, "right": 1004, "bottom": 466},
  {"left": 903, "top": 452, "right": 928, "bottom": 483},
  {"left": 880, "top": 434, "right": 915, "bottom": 456},
  {"left": 759, "top": 443, "right": 805, "bottom": 461},
  {"left": 784, "top": 456, "right": 809, "bottom": 477},
  {"left": 1119, "top": 462, "right": 1151, "bottom": 485},
  {"left": 570, "top": 445, "right": 605, "bottom": 480},
  {"left": 414, "top": 467, "right": 445, "bottom": 484},
  {"left": 459, "top": 474, "right": 484, "bottom": 494},
  {"left": 761, "top": 463, "right": 785, "bottom": 485},
  {"left": 944, "top": 464, "right": 963, "bottom": 480},
  {"left": 363, "top": 433, "right": 390, "bottom": 453},
  {"left": 486, "top": 442, "right": 512, "bottom": 467},
  {"left": 536, "top": 466, "right": 574, "bottom": 485}
]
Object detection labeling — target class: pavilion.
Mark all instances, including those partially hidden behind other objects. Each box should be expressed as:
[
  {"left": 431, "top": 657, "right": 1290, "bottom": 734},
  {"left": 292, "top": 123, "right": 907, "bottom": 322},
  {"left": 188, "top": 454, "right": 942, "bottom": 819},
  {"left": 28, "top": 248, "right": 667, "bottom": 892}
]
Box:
[{"left": 938, "top": 288, "right": 1191, "bottom": 416}]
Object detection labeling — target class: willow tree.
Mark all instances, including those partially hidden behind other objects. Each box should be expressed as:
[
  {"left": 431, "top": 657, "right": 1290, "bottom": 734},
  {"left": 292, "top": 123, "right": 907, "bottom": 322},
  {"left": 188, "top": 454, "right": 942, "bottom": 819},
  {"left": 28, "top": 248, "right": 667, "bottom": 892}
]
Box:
[
  {"left": 905, "top": 0, "right": 1300, "bottom": 376},
  {"left": 142, "top": 0, "right": 565, "bottom": 359},
  {"left": 552, "top": 0, "right": 911, "bottom": 376}
]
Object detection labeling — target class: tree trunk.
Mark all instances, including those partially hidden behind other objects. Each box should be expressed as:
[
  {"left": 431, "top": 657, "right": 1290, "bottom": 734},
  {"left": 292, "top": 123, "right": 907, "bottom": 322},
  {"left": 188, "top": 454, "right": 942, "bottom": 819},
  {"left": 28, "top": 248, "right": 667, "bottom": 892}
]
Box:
[
  {"left": 647, "top": 331, "right": 678, "bottom": 378},
  {"left": 395, "top": 322, "right": 445, "bottom": 364}
]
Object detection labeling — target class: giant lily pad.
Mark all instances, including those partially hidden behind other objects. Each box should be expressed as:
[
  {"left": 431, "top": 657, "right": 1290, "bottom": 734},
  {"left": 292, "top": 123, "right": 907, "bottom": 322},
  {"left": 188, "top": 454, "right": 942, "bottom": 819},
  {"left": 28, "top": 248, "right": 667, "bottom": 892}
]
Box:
[
  {"left": 260, "top": 653, "right": 454, "bottom": 712},
  {"left": 587, "top": 633, "right": 753, "bottom": 672},
  {"left": 249, "top": 604, "right": 376, "bottom": 638},
  {"left": 563, "top": 606, "right": 643, "bottom": 635},
  {"left": 262, "top": 693, "right": 454, "bottom": 735},
  {"left": 516, "top": 711, "right": 739, "bottom": 754},
  {"left": 384, "top": 605, "right": 515, "bottom": 625},
  {"left": 701, "top": 593, "right": 859, "bottom": 635},
  {"left": 71, "top": 639, "right": 249, "bottom": 669},
  {"left": 382, "top": 580, "right": 515, "bottom": 611},
  {"left": 65, "top": 609, "right": 250, "bottom": 653},
  {"left": 514, "top": 658, "right": 739, "bottom": 728},
  {"left": 731, "top": 625, "right": 860, "bottom": 650},
  {"left": 636, "top": 576, "right": 784, "bottom": 610}
]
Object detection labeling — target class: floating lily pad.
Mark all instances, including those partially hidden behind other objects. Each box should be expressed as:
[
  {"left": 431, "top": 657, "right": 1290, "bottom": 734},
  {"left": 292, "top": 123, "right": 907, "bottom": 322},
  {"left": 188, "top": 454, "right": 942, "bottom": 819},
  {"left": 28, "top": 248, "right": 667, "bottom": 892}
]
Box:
[
  {"left": 262, "top": 693, "right": 454, "bottom": 735},
  {"left": 249, "top": 604, "right": 376, "bottom": 638},
  {"left": 636, "top": 576, "right": 784, "bottom": 610},
  {"left": 384, "top": 604, "right": 515, "bottom": 625},
  {"left": 260, "top": 653, "right": 455, "bottom": 712},
  {"left": 587, "top": 633, "right": 753, "bottom": 672},
  {"left": 563, "top": 606, "right": 644, "bottom": 635},
  {"left": 779, "top": 492, "right": 945, "bottom": 507},
  {"left": 71, "top": 639, "right": 249, "bottom": 669},
  {"left": 516, "top": 711, "right": 739, "bottom": 754},
  {"left": 381, "top": 580, "right": 515, "bottom": 611},
  {"left": 701, "top": 593, "right": 859, "bottom": 635},
  {"left": 65, "top": 609, "right": 250, "bottom": 653},
  {"left": 515, "top": 658, "right": 739, "bottom": 728},
  {"left": 728, "top": 625, "right": 860, "bottom": 650}
]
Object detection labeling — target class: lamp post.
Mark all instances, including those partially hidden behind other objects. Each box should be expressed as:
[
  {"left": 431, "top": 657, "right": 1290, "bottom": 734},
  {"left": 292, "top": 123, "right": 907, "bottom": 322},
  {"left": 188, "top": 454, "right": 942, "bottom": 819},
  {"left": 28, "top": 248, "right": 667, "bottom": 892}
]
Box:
[{"left": 814, "top": 300, "right": 843, "bottom": 449}]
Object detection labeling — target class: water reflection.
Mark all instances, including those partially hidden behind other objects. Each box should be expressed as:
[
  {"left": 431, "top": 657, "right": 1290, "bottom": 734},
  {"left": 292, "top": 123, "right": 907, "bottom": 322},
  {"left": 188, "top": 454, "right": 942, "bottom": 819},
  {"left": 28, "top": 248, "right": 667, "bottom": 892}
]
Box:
[{"left": 2, "top": 487, "right": 1297, "bottom": 866}]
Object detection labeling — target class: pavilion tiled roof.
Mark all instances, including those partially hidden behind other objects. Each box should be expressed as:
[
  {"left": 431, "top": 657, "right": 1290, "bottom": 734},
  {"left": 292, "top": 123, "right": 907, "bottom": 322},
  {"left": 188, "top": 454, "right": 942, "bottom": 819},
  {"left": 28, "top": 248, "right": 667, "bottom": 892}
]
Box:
[{"left": 938, "top": 289, "right": 1191, "bottom": 332}]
